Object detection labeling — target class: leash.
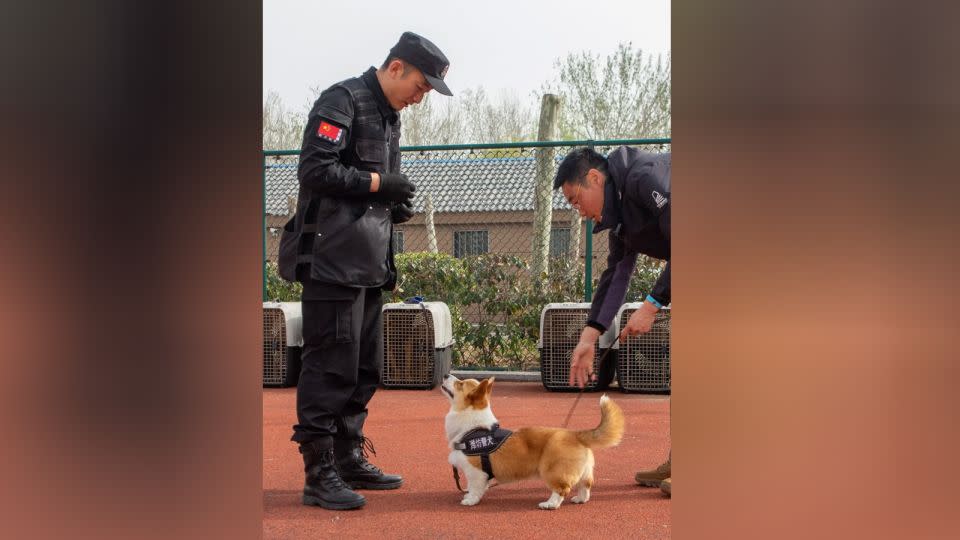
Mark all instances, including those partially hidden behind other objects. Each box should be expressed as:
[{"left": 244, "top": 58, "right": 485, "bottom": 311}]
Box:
[
  {"left": 452, "top": 466, "right": 467, "bottom": 493},
  {"left": 562, "top": 334, "right": 620, "bottom": 429}
]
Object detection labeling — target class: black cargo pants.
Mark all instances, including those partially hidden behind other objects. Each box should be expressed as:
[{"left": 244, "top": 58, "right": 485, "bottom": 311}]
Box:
[{"left": 292, "top": 285, "right": 382, "bottom": 444}]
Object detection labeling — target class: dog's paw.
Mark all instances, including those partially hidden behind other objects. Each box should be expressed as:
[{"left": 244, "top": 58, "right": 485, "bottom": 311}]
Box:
[
  {"left": 461, "top": 495, "right": 481, "bottom": 506},
  {"left": 570, "top": 495, "right": 589, "bottom": 504},
  {"left": 539, "top": 491, "right": 564, "bottom": 510}
]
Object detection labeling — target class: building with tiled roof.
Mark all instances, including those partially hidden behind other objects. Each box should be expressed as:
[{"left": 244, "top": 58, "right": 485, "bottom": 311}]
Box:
[
  {"left": 265, "top": 154, "right": 574, "bottom": 215},
  {"left": 263, "top": 152, "right": 590, "bottom": 262}
]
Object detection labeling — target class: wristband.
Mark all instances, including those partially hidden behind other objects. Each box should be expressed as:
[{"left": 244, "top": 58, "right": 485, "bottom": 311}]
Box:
[
  {"left": 585, "top": 320, "right": 607, "bottom": 333},
  {"left": 645, "top": 294, "right": 663, "bottom": 309}
]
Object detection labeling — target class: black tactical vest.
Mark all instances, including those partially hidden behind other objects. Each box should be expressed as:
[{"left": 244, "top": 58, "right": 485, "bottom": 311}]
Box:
[
  {"left": 278, "top": 74, "right": 401, "bottom": 289},
  {"left": 335, "top": 76, "right": 401, "bottom": 175}
]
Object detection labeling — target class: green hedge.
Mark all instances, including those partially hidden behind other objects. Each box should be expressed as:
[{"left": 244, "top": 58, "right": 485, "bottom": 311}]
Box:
[
  {"left": 264, "top": 261, "right": 302, "bottom": 301},
  {"left": 263, "top": 252, "right": 662, "bottom": 370}
]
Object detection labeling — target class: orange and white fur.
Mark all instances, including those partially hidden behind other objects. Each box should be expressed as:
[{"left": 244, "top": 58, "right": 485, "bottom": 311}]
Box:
[{"left": 441, "top": 374, "right": 625, "bottom": 510}]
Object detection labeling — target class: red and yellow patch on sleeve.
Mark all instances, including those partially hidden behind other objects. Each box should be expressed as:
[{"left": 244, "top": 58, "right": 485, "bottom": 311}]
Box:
[{"left": 316, "top": 120, "right": 343, "bottom": 143}]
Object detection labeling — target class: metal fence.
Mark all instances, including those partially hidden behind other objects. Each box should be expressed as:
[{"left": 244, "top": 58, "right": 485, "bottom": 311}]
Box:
[{"left": 263, "top": 138, "right": 670, "bottom": 370}]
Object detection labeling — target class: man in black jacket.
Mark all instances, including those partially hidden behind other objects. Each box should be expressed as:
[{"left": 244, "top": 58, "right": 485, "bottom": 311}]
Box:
[
  {"left": 278, "top": 31, "right": 452, "bottom": 511},
  {"left": 553, "top": 146, "right": 672, "bottom": 496}
]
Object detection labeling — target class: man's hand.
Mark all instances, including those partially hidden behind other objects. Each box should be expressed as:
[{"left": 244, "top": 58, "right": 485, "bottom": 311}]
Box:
[
  {"left": 377, "top": 173, "right": 416, "bottom": 203},
  {"left": 569, "top": 327, "right": 601, "bottom": 388},
  {"left": 619, "top": 301, "right": 658, "bottom": 340},
  {"left": 391, "top": 200, "right": 414, "bottom": 224}
]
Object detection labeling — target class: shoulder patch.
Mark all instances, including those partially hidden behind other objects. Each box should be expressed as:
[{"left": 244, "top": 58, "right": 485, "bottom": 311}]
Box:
[
  {"left": 652, "top": 190, "right": 668, "bottom": 208},
  {"left": 316, "top": 120, "right": 343, "bottom": 143}
]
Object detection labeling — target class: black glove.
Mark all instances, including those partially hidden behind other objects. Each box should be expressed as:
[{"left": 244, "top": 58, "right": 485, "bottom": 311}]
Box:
[
  {"left": 391, "top": 200, "right": 415, "bottom": 224},
  {"left": 377, "top": 173, "right": 416, "bottom": 203}
]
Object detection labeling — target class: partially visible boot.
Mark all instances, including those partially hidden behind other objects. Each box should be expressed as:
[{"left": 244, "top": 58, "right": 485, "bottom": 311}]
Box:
[
  {"left": 660, "top": 477, "right": 671, "bottom": 497},
  {"left": 300, "top": 439, "right": 366, "bottom": 510},
  {"left": 635, "top": 457, "right": 671, "bottom": 487},
  {"left": 334, "top": 437, "right": 403, "bottom": 490}
]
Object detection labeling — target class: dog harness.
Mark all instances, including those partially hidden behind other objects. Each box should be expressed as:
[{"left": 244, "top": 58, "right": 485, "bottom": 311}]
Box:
[{"left": 453, "top": 423, "right": 513, "bottom": 480}]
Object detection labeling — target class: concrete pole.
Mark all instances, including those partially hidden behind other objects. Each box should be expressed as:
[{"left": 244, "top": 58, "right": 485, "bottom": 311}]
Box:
[
  {"left": 424, "top": 192, "right": 438, "bottom": 253},
  {"left": 530, "top": 94, "right": 561, "bottom": 285},
  {"left": 568, "top": 208, "right": 583, "bottom": 293}
]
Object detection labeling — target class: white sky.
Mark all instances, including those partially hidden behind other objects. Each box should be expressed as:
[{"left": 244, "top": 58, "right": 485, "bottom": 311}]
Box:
[{"left": 264, "top": 0, "right": 670, "bottom": 110}]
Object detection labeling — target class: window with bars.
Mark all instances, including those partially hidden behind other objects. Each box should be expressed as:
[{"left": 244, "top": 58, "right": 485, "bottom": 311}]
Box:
[
  {"left": 392, "top": 230, "right": 404, "bottom": 254},
  {"left": 453, "top": 230, "right": 489, "bottom": 258},
  {"left": 550, "top": 227, "right": 570, "bottom": 258}
]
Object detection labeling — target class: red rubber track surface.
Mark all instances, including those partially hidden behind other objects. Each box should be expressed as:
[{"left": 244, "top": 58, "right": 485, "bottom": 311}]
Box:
[{"left": 264, "top": 382, "right": 671, "bottom": 539}]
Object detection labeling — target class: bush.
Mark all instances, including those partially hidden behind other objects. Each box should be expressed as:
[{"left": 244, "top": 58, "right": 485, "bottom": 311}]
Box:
[
  {"left": 393, "top": 252, "right": 610, "bottom": 370},
  {"left": 266, "top": 252, "right": 661, "bottom": 370},
  {"left": 624, "top": 255, "right": 666, "bottom": 303},
  {"left": 264, "top": 261, "right": 302, "bottom": 301}
]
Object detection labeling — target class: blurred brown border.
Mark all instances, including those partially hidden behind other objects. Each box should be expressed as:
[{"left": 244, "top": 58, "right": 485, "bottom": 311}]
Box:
[
  {"left": 673, "top": 1, "right": 959, "bottom": 539},
  {"left": 0, "top": 2, "right": 263, "bottom": 539}
]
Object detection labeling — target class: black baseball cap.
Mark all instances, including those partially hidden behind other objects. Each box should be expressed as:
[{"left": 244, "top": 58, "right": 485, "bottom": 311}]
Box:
[{"left": 388, "top": 31, "right": 452, "bottom": 96}]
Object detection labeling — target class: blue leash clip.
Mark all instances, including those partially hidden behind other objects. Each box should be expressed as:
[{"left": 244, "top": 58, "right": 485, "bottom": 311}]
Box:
[{"left": 403, "top": 296, "right": 425, "bottom": 304}]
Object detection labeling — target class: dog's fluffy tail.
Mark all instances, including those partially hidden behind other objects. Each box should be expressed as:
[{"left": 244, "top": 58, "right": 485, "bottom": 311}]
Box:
[{"left": 575, "top": 394, "right": 625, "bottom": 449}]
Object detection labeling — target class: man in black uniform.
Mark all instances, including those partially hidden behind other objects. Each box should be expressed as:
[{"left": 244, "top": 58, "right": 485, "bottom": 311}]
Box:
[
  {"left": 278, "top": 31, "right": 453, "bottom": 511},
  {"left": 553, "top": 146, "right": 673, "bottom": 496}
]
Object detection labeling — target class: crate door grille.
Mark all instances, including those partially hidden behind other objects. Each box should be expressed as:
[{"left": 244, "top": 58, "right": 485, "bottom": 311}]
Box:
[
  {"left": 541, "top": 308, "right": 599, "bottom": 390},
  {"left": 618, "top": 308, "right": 671, "bottom": 392},
  {"left": 382, "top": 309, "right": 436, "bottom": 388},
  {"left": 263, "top": 308, "right": 287, "bottom": 386}
]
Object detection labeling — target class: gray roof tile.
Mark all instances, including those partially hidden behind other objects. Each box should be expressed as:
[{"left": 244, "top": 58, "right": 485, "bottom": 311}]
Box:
[{"left": 264, "top": 154, "right": 572, "bottom": 216}]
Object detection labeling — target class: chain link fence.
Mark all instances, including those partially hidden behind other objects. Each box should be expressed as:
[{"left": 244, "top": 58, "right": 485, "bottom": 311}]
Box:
[{"left": 263, "top": 139, "right": 670, "bottom": 370}]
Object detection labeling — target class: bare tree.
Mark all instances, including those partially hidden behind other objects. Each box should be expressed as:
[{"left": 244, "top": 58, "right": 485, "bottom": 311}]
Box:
[
  {"left": 540, "top": 42, "right": 671, "bottom": 139},
  {"left": 400, "top": 87, "right": 539, "bottom": 146},
  {"left": 262, "top": 90, "right": 306, "bottom": 150},
  {"left": 459, "top": 87, "right": 537, "bottom": 143},
  {"left": 267, "top": 42, "right": 670, "bottom": 149},
  {"left": 267, "top": 84, "right": 539, "bottom": 149},
  {"left": 399, "top": 93, "right": 463, "bottom": 146}
]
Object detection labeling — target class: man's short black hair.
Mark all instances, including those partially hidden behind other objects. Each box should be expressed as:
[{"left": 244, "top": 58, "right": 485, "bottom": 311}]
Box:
[{"left": 553, "top": 147, "right": 608, "bottom": 190}]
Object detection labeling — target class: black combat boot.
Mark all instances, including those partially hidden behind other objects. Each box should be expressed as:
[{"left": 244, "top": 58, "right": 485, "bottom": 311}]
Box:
[
  {"left": 333, "top": 437, "right": 403, "bottom": 490},
  {"left": 300, "top": 439, "right": 366, "bottom": 510}
]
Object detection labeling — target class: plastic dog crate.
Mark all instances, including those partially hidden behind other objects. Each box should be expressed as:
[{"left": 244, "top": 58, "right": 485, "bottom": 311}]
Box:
[
  {"left": 262, "top": 301, "right": 303, "bottom": 387},
  {"left": 381, "top": 301, "right": 453, "bottom": 389},
  {"left": 615, "top": 304, "right": 671, "bottom": 393},
  {"left": 537, "top": 303, "right": 618, "bottom": 391}
]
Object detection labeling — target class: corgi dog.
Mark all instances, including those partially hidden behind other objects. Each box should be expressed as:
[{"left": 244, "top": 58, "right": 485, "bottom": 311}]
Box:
[{"left": 440, "top": 374, "right": 625, "bottom": 510}]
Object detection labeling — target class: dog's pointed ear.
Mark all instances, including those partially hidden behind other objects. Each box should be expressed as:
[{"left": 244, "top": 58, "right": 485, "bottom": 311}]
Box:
[{"left": 480, "top": 377, "right": 495, "bottom": 395}]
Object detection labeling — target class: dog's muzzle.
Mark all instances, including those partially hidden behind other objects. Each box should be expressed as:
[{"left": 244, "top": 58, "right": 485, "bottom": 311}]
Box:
[{"left": 441, "top": 374, "right": 455, "bottom": 398}]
